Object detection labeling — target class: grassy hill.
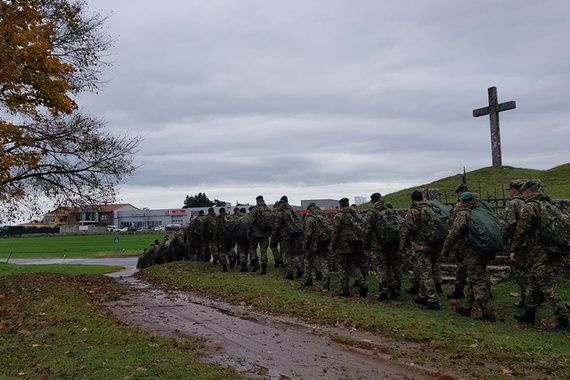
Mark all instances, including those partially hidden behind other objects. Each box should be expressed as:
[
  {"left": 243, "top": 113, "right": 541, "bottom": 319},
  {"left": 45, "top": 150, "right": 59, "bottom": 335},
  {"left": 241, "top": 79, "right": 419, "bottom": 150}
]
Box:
[{"left": 382, "top": 164, "right": 570, "bottom": 209}]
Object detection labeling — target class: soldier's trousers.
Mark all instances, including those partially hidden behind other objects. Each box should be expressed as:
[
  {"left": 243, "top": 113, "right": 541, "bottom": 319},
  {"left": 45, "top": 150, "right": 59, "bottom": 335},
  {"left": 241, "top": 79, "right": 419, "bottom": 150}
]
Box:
[
  {"left": 214, "top": 241, "right": 231, "bottom": 268},
  {"left": 237, "top": 239, "right": 250, "bottom": 265},
  {"left": 302, "top": 248, "right": 329, "bottom": 285},
  {"left": 453, "top": 249, "right": 468, "bottom": 289},
  {"left": 370, "top": 248, "right": 401, "bottom": 295},
  {"left": 512, "top": 250, "right": 529, "bottom": 298},
  {"left": 249, "top": 236, "right": 270, "bottom": 267},
  {"left": 463, "top": 250, "right": 493, "bottom": 316},
  {"left": 209, "top": 242, "right": 219, "bottom": 263},
  {"left": 416, "top": 250, "right": 438, "bottom": 304},
  {"left": 270, "top": 235, "right": 282, "bottom": 263},
  {"left": 337, "top": 251, "right": 367, "bottom": 291},
  {"left": 526, "top": 250, "right": 569, "bottom": 318},
  {"left": 282, "top": 235, "right": 303, "bottom": 275}
]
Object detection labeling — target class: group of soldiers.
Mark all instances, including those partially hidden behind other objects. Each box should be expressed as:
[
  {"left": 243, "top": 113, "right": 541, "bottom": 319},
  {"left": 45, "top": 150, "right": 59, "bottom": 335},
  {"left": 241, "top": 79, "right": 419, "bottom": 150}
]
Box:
[{"left": 138, "top": 180, "right": 569, "bottom": 331}]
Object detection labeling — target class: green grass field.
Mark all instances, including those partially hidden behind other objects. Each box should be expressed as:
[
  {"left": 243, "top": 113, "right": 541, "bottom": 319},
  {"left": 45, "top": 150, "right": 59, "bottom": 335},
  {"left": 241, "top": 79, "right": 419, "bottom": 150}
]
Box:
[
  {"left": 140, "top": 261, "right": 570, "bottom": 379},
  {"left": 0, "top": 264, "right": 122, "bottom": 276},
  {"left": 0, "top": 273, "right": 242, "bottom": 379},
  {"left": 0, "top": 233, "right": 164, "bottom": 259},
  {"left": 382, "top": 163, "right": 570, "bottom": 208}
]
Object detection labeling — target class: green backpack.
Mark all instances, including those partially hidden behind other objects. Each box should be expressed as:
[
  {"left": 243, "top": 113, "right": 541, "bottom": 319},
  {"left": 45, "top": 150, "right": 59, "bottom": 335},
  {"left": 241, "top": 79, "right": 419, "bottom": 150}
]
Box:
[
  {"left": 468, "top": 205, "right": 503, "bottom": 258},
  {"left": 418, "top": 204, "right": 448, "bottom": 249},
  {"left": 342, "top": 210, "right": 365, "bottom": 248},
  {"left": 379, "top": 209, "right": 404, "bottom": 249},
  {"left": 314, "top": 213, "right": 333, "bottom": 247},
  {"left": 533, "top": 200, "right": 570, "bottom": 256}
]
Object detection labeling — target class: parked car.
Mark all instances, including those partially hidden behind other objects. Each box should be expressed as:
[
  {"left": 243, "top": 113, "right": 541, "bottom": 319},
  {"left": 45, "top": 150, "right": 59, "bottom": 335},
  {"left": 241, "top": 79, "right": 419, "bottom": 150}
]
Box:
[
  {"left": 165, "top": 224, "right": 182, "bottom": 231},
  {"left": 154, "top": 225, "right": 165, "bottom": 231},
  {"left": 106, "top": 225, "right": 118, "bottom": 232}
]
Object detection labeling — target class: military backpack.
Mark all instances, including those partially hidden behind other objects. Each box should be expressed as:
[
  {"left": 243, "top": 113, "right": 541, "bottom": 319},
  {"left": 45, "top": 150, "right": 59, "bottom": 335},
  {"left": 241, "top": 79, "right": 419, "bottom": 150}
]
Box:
[
  {"left": 418, "top": 204, "right": 448, "bottom": 249},
  {"left": 377, "top": 209, "right": 404, "bottom": 249},
  {"left": 532, "top": 200, "right": 570, "bottom": 256},
  {"left": 314, "top": 213, "right": 334, "bottom": 247},
  {"left": 467, "top": 205, "right": 503, "bottom": 259},
  {"left": 340, "top": 210, "right": 365, "bottom": 248},
  {"left": 255, "top": 207, "right": 274, "bottom": 233}
]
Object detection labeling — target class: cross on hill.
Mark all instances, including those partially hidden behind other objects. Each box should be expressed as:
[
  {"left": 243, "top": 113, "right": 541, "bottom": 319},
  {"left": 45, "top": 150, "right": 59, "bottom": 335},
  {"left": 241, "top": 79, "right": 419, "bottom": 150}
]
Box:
[{"left": 473, "top": 86, "right": 516, "bottom": 167}]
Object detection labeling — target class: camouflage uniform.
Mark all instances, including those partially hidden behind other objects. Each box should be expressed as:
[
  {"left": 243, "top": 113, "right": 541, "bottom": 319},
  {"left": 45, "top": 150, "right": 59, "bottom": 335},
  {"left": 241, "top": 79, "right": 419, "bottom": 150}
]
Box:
[
  {"left": 203, "top": 210, "right": 217, "bottom": 262},
  {"left": 442, "top": 202, "right": 494, "bottom": 318},
  {"left": 302, "top": 209, "right": 330, "bottom": 289},
  {"left": 502, "top": 196, "right": 526, "bottom": 303},
  {"left": 271, "top": 206, "right": 283, "bottom": 266},
  {"left": 511, "top": 193, "right": 569, "bottom": 322},
  {"left": 400, "top": 201, "right": 440, "bottom": 307},
  {"left": 364, "top": 201, "right": 401, "bottom": 300},
  {"left": 279, "top": 203, "right": 304, "bottom": 279},
  {"left": 213, "top": 212, "right": 232, "bottom": 270},
  {"left": 248, "top": 202, "right": 272, "bottom": 271},
  {"left": 448, "top": 202, "right": 467, "bottom": 294},
  {"left": 332, "top": 207, "right": 367, "bottom": 296},
  {"left": 235, "top": 213, "right": 251, "bottom": 269}
]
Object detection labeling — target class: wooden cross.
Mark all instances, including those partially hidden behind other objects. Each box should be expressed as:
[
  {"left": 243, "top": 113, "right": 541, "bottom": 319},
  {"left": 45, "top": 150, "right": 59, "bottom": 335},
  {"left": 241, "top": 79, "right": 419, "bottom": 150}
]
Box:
[{"left": 472, "top": 86, "right": 516, "bottom": 167}]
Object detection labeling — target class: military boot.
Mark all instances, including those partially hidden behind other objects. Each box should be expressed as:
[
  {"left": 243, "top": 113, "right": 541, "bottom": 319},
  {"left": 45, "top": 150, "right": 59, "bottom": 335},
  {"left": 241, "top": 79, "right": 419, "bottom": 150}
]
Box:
[
  {"left": 414, "top": 297, "right": 428, "bottom": 306},
  {"left": 322, "top": 278, "right": 330, "bottom": 292},
  {"left": 359, "top": 283, "right": 369, "bottom": 298},
  {"left": 222, "top": 263, "right": 228, "bottom": 272},
  {"left": 425, "top": 301, "right": 441, "bottom": 311},
  {"left": 376, "top": 292, "right": 389, "bottom": 302},
  {"left": 447, "top": 286, "right": 465, "bottom": 300},
  {"left": 389, "top": 286, "right": 400, "bottom": 301},
  {"left": 229, "top": 257, "right": 236, "bottom": 269},
  {"left": 514, "top": 307, "right": 536, "bottom": 325},
  {"left": 296, "top": 268, "right": 304, "bottom": 279},
  {"left": 240, "top": 263, "right": 248, "bottom": 273},
  {"left": 550, "top": 317, "right": 570, "bottom": 332},
  {"left": 405, "top": 283, "right": 420, "bottom": 295},
  {"left": 435, "top": 282, "right": 443, "bottom": 294},
  {"left": 251, "top": 261, "right": 260, "bottom": 272},
  {"left": 455, "top": 306, "right": 471, "bottom": 317},
  {"left": 285, "top": 272, "right": 294, "bottom": 280},
  {"left": 337, "top": 288, "right": 351, "bottom": 297},
  {"left": 260, "top": 265, "right": 267, "bottom": 275},
  {"left": 302, "top": 277, "right": 313, "bottom": 288}
]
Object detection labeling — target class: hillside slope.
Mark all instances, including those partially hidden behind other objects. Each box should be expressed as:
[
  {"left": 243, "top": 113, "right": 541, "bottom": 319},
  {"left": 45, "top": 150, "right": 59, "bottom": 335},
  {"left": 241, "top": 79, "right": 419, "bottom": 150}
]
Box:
[{"left": 382, "top": 164, "right": 570, "bottom": 209}]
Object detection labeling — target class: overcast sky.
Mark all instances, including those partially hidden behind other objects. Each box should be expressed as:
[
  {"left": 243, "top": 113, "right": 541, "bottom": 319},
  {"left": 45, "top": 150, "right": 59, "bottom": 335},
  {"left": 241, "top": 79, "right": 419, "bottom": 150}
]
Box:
[{"left": 79, "top": 0, "right": 570, "bottom": 208}]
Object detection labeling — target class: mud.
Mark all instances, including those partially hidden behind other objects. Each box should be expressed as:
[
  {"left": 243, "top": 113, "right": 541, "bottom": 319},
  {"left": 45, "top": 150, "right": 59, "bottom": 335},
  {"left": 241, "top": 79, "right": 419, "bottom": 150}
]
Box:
[{"left": 107, "top": 275, "right": 453, "bottom": 380}]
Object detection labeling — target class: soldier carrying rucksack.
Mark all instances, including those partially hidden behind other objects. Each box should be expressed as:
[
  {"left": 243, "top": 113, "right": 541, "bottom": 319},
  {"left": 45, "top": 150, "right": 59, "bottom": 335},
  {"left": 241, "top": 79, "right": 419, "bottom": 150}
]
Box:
[
  {"left": 247, "top": 195, "right": 272, "bottom": 274},
  {"left": 364, "top": 192, "right": 403, "bottom": 301},
  {"left": 331, "top": 197, "right": 368, "bottom": 298},
  {"left": 301, "top": 203, "right": 331, "bottom": 290},
  {"left": 510, "top": 180, "right": 569, "bottom": 331},
  {"left": 399, "top": 190, "right": 444, "bottom": 310}
]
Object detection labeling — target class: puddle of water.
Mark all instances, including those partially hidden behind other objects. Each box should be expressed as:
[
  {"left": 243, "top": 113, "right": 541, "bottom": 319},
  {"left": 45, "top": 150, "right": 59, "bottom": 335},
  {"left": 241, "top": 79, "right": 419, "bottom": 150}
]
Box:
[{"left": 107, "top": 276, "right": 451, "bottom": 380}]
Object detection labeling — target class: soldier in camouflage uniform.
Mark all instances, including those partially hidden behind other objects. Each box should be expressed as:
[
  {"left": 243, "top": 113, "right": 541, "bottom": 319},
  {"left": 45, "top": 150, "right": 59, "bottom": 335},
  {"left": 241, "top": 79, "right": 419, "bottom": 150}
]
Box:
[
  {"left": 332, "top": 197, "right": 368, "bottom": 297},
  {"left": 400, "top": 190, "right": 441, "bottom": 310},
  {"left": 364, "top": 193, "right": 401, "bottom": 301},
  {"left": 301, "top": 203, "right": 331, "bottom": 290},
  {"left": 277, "top": 196, "right": 304, "bottom": 280},
  {"left": 247, "top": 195, "right": 272, "bottom": 274},
  {"left": 271, "top": 201, "right": 284, "bottom": 268},
  {"left": 203, "top": 207, "right": 217, "bottom": 263},
  {"left": 442, "top": 192, "right": 495, "bottom": 321},
  {"left": 446, "top": 183, "right": 470, "bottom": 299},
  {"left": 511, "top": 181, "right": 569, "bottom": 330},
  {"left": 213, "top": 208, "right": 232, "bottom": 271},
  {"left": 502, "top": 180, "right": 527, "bottom": 307},
  {"left": 236, "top": 208, "right": 251, "bottom": 271}
]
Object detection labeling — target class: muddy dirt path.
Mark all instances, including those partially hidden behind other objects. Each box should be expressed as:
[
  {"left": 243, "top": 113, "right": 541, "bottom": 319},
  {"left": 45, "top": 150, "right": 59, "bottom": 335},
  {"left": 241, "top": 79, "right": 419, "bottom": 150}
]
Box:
[{"left": 107, "top": 275, "right": 451, "bottom": 380}]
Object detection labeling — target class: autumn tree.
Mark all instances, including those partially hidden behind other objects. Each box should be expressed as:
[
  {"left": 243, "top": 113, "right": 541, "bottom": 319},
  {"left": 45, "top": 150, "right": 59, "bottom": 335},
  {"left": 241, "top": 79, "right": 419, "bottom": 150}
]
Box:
[
  {"left": 183, "top": 193, "right": 215, "bottom": 208},
  {"left": 0, "top": 0, "right": 139, "bottom": 221}
]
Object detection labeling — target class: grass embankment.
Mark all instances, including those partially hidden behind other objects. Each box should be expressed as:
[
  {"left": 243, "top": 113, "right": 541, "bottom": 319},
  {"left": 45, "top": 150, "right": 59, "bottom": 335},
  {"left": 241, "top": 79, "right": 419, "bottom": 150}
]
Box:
[
  {"left": 0, "top": 271, "right": 242, "bottom": 379},
  {"left": 0, "top": 233, "right": 165, "bottom": 259},
  {"left": 0, "top": 264, "right": 122, "bottom": 276},
  {"left": 141, "top": 261, "right": 570, "bottom": 379},
  {"left": 383, "top": 164, "right": 570, "bottom": 208}
]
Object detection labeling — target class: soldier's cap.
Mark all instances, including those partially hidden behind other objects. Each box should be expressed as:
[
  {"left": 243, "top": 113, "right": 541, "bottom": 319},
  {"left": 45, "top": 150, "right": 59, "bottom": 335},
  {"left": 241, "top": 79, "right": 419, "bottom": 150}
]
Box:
[
  {"left": 219, "top": 207, "right": 226, "bottom": 213},
  {"left": 507, "top": 179, "right": 525, "bottom": 191},
  {"left": 208, "top": 207, "right": 215, "bottom": 212},
  {"left": 240, "top": 207, "right": 247, "bottom": 213},
  {"left": 256, "top": 195, "right": 264, "bottom": 200},
  {"left": 280, "top": 195, "right": 289, "bottom": 203},
  {"left": 306, "top": 202, "right": 317, "bottom": 210},
  {"left": 370, "top": 192, "right": 382, "bottom": 201},
  {"left": 339, "top": 197, "right": 350, "bottom": 204},
  {"left": 520, "top": 180, "right": 539, "bottom": 191},
  {"left": 234, "top": 207, "right": 240, "bottom": 212},
  {"left": 198, "top": 210, "right": 204, "bottom": 215},
  {"left": 459, "top": 192, "right": 474, "bottom": 202},
  {"left": 454, "top": 183, "right": 469, "bottom": 193}
]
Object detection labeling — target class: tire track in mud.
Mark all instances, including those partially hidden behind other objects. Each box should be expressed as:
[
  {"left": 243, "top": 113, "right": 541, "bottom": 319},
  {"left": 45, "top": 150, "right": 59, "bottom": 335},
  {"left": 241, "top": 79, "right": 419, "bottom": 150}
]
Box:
[{"left": 107, "top": 275, "right": 455, "bottom": 380}]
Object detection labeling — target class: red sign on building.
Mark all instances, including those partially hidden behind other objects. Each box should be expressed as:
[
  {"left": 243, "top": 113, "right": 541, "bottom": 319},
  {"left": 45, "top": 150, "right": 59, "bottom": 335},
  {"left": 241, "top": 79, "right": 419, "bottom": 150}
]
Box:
[{"left": 168, "top": 209, "right": 186, "bottom": 215}]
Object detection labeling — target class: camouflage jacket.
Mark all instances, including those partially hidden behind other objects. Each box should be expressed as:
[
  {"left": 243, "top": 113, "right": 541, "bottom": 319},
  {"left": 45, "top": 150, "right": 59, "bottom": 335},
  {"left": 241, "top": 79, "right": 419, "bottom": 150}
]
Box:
[
  {"left": 331, "top": 208, "right": 358, "bottom": 253},
  {"left": 203, "top": 212, "right": 217, "bottom": 241},
  {"left": 363, "top": 201, "right": 388, "bottom": 251},
  {"left": 510, "top": 193, "right": 550, "bottom": 253},
  {"left": 303, "top": 212, "right": 319, "bottom": 252},
  {"left": 248, "top": 203, "right": 271, "bottom": 238},
  {"left": 281, "top": 203, "right": 302, "bottom": 239},
  {"left": 441, "top": 203, "right": 477, "bottom": 257},
  {"left": 502, "top": 196, "right": 525, "bottom": 246},
  {"left": 213, "top": 214, "right": 228, "bottom": 242},
  {"left": 399, "top": 201, "right": 436, "bottom": 252}
]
